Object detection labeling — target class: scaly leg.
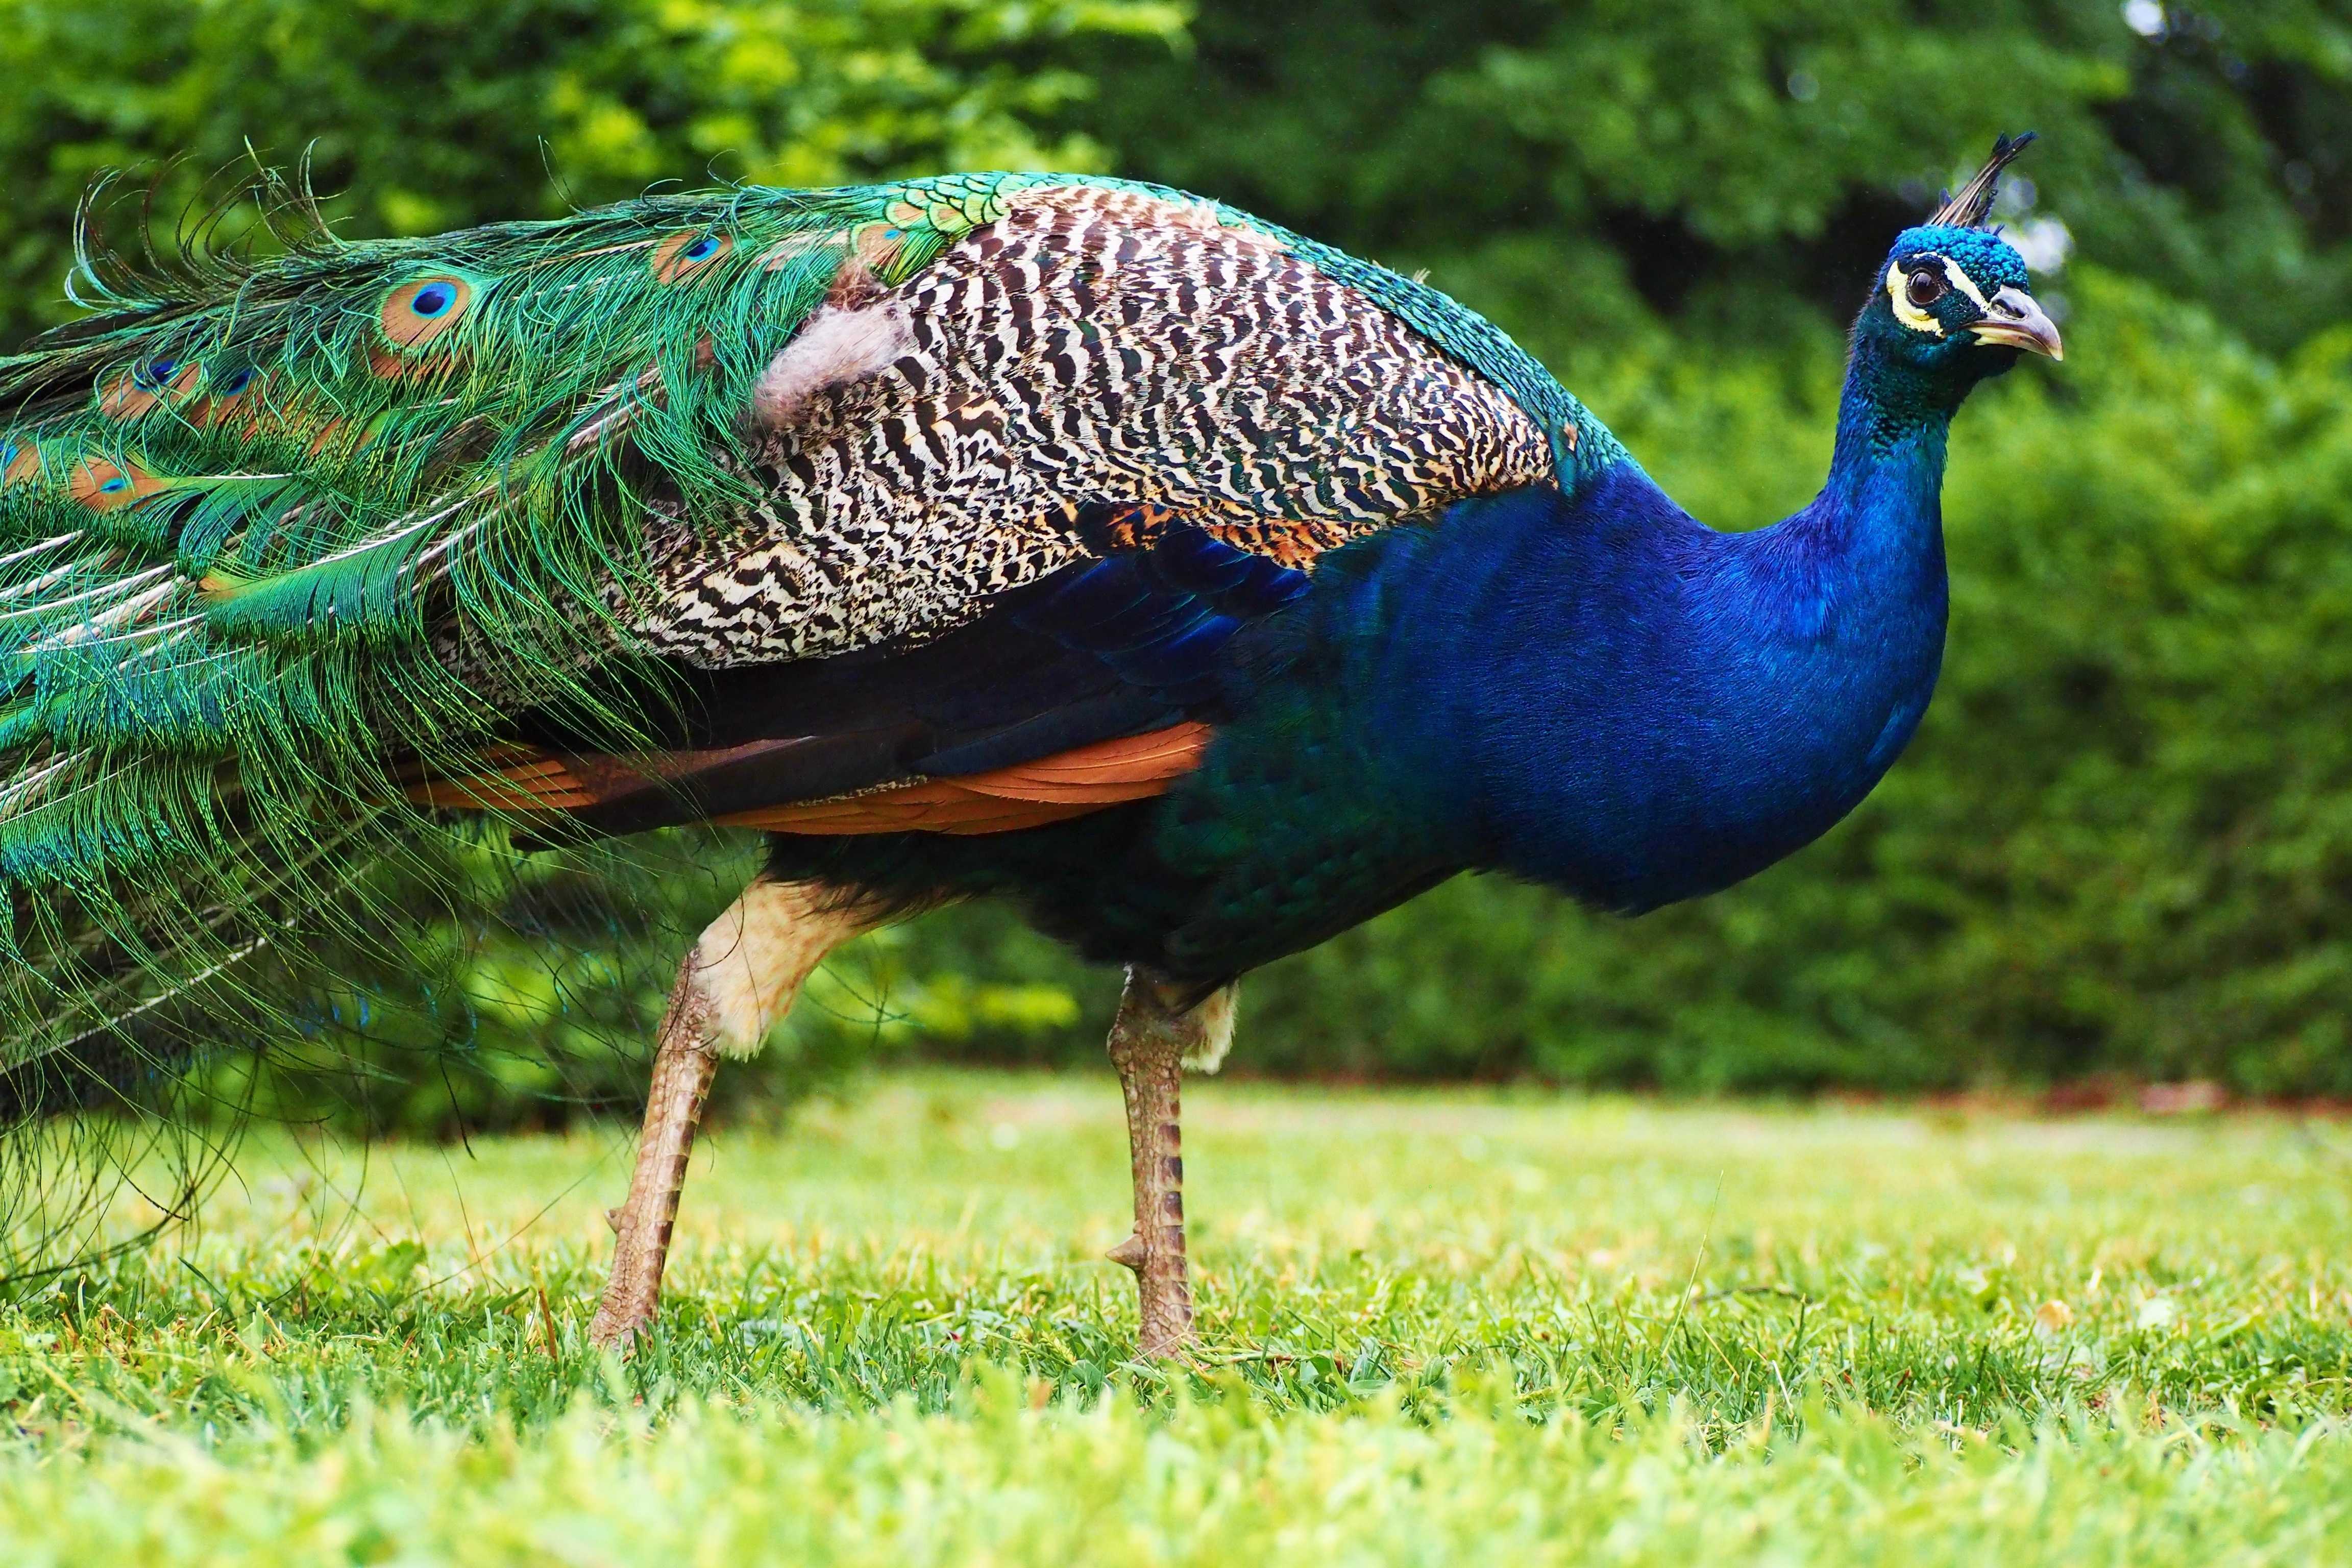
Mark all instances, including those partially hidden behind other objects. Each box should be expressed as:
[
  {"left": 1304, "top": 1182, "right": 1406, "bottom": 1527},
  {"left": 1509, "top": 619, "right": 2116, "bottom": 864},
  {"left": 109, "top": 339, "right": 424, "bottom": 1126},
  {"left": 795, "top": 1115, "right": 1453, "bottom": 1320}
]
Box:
[
  {"left": 1104, "top": 968, "right": 1236, "bottom": 1359},
  {"left": 590, "top": 878, "right": 873, "bottom": 1348}
]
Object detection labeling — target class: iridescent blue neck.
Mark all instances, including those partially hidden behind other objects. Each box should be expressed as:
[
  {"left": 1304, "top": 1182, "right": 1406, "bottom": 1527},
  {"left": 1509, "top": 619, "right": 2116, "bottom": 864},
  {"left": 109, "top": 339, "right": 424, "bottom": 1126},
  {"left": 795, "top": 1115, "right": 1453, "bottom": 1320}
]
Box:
[
  {"left": 1795, "top": 339, "right": 1969, "bottom": 554},
  {"left": 1333, "top": 339, "right": 1970, "bottom": 915}
]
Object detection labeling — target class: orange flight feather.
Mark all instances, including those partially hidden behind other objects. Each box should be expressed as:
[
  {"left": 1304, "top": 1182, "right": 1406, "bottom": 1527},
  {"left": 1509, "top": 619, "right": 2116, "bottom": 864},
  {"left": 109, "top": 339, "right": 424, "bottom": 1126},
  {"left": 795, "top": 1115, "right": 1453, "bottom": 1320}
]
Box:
[{"left": 407, "top": 723, "right": 1214, "bottom": 835}]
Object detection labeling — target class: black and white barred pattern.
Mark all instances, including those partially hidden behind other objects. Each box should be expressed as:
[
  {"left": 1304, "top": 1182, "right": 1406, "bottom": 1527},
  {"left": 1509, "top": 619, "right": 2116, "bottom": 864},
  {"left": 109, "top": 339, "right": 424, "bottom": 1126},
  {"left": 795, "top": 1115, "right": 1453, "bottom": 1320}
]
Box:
[{"left": 630, "top": 185, "right": 1553, "bottom": 667}]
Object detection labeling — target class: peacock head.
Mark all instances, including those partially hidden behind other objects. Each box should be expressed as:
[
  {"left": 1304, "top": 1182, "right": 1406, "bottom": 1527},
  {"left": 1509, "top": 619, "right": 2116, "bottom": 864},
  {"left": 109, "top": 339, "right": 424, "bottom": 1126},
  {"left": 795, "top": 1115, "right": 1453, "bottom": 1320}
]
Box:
[{"left": 1858, "top": 134, "right": 2062, "bottom": 388}]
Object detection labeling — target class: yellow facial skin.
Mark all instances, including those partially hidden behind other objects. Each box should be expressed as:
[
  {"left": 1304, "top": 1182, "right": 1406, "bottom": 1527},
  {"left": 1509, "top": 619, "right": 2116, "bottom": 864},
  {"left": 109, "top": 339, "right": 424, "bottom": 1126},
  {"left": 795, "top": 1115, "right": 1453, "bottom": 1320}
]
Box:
[{"left": 1885, "top": 257, "right": 2063, "bottom": 360}]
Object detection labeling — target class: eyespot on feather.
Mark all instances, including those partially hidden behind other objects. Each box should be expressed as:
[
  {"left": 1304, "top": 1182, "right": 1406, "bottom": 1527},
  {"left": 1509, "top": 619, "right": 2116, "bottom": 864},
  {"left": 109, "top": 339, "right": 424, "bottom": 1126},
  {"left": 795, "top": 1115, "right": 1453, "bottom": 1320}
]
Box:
[
  {"left": 651, "top": 231, "right": 732, "bottom": 282},
  {"left": 100, "top": 356, "right": 205, "bottom": 419},
  {"left": 852, "top": 222, "right": 915, "bottom": 275},
  {"left": 194, "top": 366, "right": 261, "bottom": 429},
  {"left": 67, "top": 456, "right": 166, "bottom": 513},
  {"left": 0, "top": 439, "right": 42, "bottom": 489},
  {"left": 379, "top": 275, "right": 474, "bottom": 349}
]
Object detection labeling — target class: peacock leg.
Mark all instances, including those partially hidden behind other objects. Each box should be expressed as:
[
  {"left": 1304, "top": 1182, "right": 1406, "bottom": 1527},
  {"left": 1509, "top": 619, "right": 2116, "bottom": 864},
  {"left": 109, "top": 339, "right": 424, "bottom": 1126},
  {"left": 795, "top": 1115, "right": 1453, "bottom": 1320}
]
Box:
[
  {"left": 1104, "top": 968, "right": 1236, "bottom": 1359},
  {"left": 589, "top": 878, "right": 873, "bottom": 1349}
]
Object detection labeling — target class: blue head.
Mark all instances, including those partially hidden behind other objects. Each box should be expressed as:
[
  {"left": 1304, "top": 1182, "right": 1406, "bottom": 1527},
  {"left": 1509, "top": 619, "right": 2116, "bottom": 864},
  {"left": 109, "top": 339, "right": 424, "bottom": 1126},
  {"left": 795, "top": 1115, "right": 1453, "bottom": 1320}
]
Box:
[{"left": 1848, "top": 136, "right": 2062, "bottom": 423}]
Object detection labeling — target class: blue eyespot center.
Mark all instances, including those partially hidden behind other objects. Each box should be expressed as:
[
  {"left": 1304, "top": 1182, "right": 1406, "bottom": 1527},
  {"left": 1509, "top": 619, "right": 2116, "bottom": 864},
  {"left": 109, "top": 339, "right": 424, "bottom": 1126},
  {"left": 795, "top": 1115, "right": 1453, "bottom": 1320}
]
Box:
[
  {"left": 100, "top": 476, "right": 129, "bottom": 493},
  {"left": 217, "top": 369, "right": 254, "bottom": 397},
  {"left": 682, "top": 237, "right": 721, "bottom": 262},
  {"left": 140, "top": 358, "right": 177, "bottom": 386},
  {"left": 411, "top": 284, "right": 454, "bottom": 318}
]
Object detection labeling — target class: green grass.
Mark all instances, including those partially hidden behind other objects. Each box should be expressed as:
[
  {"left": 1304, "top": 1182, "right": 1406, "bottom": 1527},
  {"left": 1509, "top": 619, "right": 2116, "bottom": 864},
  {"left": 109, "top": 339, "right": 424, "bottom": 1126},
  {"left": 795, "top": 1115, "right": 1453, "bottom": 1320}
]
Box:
[{"left": 5, "top": 1069, "right": 2352, "bottom": 1563}]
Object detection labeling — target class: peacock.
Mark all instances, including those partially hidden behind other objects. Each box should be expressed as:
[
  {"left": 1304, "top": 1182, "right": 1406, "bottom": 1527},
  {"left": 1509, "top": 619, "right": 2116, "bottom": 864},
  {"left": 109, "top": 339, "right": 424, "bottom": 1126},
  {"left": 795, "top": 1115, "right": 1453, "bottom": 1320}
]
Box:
[{"left": 0, "top": 136, "right": 2058, "bottom": 1355}]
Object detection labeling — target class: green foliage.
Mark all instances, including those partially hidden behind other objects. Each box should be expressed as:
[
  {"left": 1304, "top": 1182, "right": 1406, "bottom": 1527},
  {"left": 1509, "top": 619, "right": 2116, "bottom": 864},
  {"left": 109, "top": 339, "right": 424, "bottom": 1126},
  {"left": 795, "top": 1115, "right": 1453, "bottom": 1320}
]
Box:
[
  {"left": 0, "top": 0, "right": 1183, "bottom": 346},
  {"left": 4, "top": 0, "right": 2351, "bottom": 1109},
  {"left": 1073, "top": 0, "right": 2352, "bottom": 354},
  {"left": 4, "top": 1079, "right": 2352, "bottom": 1560}
]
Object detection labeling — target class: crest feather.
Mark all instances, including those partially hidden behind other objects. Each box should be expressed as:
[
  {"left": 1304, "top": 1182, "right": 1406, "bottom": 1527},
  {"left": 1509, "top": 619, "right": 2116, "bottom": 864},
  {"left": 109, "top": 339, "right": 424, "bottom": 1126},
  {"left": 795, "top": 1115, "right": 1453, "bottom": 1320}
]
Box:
[{"left": 1926, "top": 132, "right": 2036, "bottom": 229}]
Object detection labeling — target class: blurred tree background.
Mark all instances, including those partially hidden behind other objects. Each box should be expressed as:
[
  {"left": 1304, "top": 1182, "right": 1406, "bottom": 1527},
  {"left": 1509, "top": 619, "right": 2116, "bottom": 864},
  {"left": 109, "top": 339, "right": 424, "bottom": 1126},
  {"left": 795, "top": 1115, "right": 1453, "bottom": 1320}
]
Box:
[{"left": 5, "top": 0, "right": 2352, "bottom": 1115}]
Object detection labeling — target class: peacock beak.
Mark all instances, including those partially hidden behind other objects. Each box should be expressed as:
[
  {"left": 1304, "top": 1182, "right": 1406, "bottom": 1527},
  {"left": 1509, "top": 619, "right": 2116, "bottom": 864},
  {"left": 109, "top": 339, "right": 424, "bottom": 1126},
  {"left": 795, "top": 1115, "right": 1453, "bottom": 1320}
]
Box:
[{"left": 1971, "top": 285, "right": 2063, "bottom": 360}]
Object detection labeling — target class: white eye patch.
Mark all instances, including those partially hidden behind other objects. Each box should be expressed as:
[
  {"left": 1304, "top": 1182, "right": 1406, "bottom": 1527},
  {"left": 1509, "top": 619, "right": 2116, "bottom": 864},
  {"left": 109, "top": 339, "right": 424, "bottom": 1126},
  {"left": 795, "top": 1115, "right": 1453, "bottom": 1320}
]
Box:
[{"left": 1885, "top": 255, "right": 1996, "bottom": 335}]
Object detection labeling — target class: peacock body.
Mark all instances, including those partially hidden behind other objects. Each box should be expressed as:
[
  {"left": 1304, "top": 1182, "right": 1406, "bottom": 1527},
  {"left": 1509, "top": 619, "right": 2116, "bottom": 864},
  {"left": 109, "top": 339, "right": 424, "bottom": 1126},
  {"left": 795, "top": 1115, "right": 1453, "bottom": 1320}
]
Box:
[{"left": 0, "top": 142, "right": 2059, "bottom": 1351}]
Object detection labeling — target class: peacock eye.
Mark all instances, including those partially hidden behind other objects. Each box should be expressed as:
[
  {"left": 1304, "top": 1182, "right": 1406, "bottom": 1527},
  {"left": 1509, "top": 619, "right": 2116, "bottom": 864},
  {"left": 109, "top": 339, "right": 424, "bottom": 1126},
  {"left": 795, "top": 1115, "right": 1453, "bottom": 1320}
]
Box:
[{"left": 1905, "top": 266, "right": 1947, "bottom": 309}]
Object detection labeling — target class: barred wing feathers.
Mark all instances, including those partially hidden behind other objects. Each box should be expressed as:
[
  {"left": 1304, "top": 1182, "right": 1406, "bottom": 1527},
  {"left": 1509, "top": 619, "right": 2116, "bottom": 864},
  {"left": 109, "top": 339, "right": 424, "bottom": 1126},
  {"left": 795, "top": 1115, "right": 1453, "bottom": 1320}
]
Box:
[{"left": 630, "top": 181, "right": 1586, "bottom": 665}]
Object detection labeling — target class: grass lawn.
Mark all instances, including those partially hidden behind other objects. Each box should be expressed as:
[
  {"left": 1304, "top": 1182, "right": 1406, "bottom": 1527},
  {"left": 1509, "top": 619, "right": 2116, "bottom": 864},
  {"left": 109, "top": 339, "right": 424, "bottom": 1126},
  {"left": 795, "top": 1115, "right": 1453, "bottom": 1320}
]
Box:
[{"left": 2, "top": 1069, "right": 2350, "bottom": 1563}]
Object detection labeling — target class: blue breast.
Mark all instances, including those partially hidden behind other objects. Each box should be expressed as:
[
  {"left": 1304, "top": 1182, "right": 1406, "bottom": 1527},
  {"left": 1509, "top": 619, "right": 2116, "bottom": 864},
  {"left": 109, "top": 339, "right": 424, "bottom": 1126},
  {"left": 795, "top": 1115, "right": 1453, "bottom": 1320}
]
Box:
[{"left": 1314, "top": 462, "right": 1950, "bottom": 914}]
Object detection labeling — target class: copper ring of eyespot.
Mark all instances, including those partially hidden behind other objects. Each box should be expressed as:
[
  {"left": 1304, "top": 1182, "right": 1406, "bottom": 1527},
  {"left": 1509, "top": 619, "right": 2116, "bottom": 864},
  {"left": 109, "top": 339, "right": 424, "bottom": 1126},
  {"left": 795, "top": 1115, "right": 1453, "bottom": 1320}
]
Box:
[
  {"left": 196, "top": 367, "right": 260, "bottom": 426},
  {"left": 67, "top": 456, "right": 166, "bottom": 513},
  {"left": 652, "top": 231, "right": 732, "bottom": 283},
  {"left": 1, "top": 440, "right": 41, "bottom": 488},
  {"left": 380, "top": 276, "right": 475, "bottom": 349},
  {"left": 98, "top": 377, "right": 159, "bottom": 420},
  {"left": 101, "top": 355, "right": 208, "bottom": 417},
  {"left": 369, "top": 347, "right": 467, "bottom": 384},
  {"left": 852, "top": 222, "right": 908, "bottom": 274}
]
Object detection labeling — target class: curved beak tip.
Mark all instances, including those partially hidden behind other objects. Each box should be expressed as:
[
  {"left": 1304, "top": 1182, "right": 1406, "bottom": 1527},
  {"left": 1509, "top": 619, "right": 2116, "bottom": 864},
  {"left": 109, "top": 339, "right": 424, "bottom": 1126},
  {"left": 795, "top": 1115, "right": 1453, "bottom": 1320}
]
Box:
[{"left": 1975, "top": 285, "right": 2064, "bottom": 361}]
